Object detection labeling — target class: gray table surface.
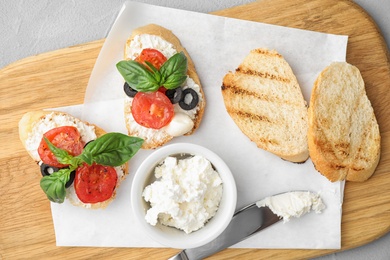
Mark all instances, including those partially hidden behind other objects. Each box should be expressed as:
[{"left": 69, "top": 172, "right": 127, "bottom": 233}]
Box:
[{"left": 1, "top": 0, "right": 389, "bottom": 259}]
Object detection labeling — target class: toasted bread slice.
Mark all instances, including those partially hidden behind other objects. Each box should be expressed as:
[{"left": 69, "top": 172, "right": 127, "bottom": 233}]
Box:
[
  {"left": 19, "top": 110, "right": 128, "bottom": 209},
  {"left": 123, "top": 24, "right": 205, "bottom": 149},
  {"left": 308, "top": 62, "right": 381, "bottom": 182},
  {"left": 221, "top": 48, "right": 309, "bottom": 163}
]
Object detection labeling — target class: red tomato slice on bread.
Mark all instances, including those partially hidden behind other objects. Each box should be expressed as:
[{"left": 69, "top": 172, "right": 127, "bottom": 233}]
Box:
[
  {"left": 38, "top": 126, "right": 84, "bottom": 168},
  {"left": 132, "top": 91, "right": 174, "bottom": 129},
  {"left": 135, "top": 48, "right": 167, "bottom": 70},
  {"left": 74, "top": 163, "right": 118, "bottom": 204}
]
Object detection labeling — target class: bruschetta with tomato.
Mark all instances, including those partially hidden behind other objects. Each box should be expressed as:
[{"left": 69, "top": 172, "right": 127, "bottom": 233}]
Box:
[
  {"left": 19, "top": 110, "right": 143, "bottom": 209},
  {"left": 116, "top": 24, "right": 206, "bottom": 149}
]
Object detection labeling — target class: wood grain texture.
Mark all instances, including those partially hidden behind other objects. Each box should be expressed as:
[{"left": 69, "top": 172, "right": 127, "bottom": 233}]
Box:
[{"left": 1, "top": 0, "right": 389, "bottom": 259}]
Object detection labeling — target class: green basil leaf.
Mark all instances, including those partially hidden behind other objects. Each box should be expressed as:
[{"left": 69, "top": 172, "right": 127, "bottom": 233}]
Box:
[
  {"left": 70, "top": 157, "right": 83, "bottom": 168},
  {"left": 144, "top": 61, "right": 162, "bottom": 83},
  {"left": 116, "top": 60, "right": 160, "bottom": 92},
  {"left": 40, "top": 169, "right": 71, "bottom": 203},
  {"left": 44, "top": 137, "right": 74, "bottom": 165},
  {"left": 79, "top": 133, "right": 144, "bottom": 167},
  {"left": 159, "top": 52, "right": 188, "bottom": 89}
]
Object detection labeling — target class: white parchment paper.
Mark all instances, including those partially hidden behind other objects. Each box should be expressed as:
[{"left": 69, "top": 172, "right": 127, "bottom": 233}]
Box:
[{"left": 51, "top": 1, "right": 347, "bottom": 249}]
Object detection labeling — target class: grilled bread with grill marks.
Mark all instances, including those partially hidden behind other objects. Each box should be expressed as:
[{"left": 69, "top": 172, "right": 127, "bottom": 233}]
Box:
[
  {"left": 221, "top": 48, "right": 309, "bottom": 163},
  {"left": 308, "top": 62, "right": 381, "bottom": 182}
]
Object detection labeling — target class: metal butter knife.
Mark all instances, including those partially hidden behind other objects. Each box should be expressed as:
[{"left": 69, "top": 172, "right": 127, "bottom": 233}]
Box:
[{"left": 168, "top": 202, "right": 281, "bottom": 260}]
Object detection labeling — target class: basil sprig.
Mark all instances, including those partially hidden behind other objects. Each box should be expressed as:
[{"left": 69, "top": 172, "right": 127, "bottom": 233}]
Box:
[
  {"left": 79, "top": 133, "right": 143, "bottom": 166},
  {"left": 40, "top": 133, "right": 144, "bottom": 203},
  {"left": 116, "top": 52, "right": 188, "bottom": 92}
]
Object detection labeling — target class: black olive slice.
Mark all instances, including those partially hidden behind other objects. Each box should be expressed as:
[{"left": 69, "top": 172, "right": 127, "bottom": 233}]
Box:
[
  {"left": 166, "top": 87, "right": 183, "bottom": 104},
  {"left": 40, "top": 163, "right": 60, "bottom": 177},
  {"left": 40, "top": 164, "right": 75, "bottom": 188},
  {"left": 123, "top": 82, "right": 138, "bottom": 97},
  {"left": 179, "top": 88, "right": 199, "bottom": 110},
  {"left": 65, "top": 171, "right": 76, "bottom": 188}
]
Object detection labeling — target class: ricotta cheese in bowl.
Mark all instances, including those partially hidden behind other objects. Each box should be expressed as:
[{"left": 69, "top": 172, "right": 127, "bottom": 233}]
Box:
[
  {"left": 143, "top": 155, "right": 223, "bottom": 234},
  {"left": 131, "top": 143, "right": 237, "bottom": 249}
]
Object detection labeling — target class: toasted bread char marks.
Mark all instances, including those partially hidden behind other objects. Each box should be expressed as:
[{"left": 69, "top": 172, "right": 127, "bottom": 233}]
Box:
[
  {"left": 222, "top": 48, "right": 309, "bottom": 163},
  {"left": 124, "top": 24, "right": 205, "bottom": 149},
  {"left": 308, "top": 62, "right": 381, "bottom": 182}
]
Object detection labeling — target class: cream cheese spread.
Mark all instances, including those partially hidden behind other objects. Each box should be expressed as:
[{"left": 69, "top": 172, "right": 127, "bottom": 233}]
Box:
[
  {"left": 125, "top": 34, "right": 177, "bottom": 60},
  {"left": 142, "top": 155, "right": 223, "bottom": 234},
  {"left": 124, "top": 34, "right": 203, "bottom": 141},
  {"left": 256, "top": 191, "right": 325, "bottom": 223},
  {"left": 25, "top": 112, "right": 97, "bottom": 161}
]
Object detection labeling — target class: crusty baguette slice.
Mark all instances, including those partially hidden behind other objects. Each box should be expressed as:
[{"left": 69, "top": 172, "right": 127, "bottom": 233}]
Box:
[
  {"left": 221, "top": 48, "right": 309, "bottom": 163},
  {"left": 123, "top": 24, "right": 205, "bottom": 149},
  {"left": 308, "top": 62, "right": 381, "bottom": 182},
  {"left": 19, "top": 110, "right": 128, "bottom": 209}
]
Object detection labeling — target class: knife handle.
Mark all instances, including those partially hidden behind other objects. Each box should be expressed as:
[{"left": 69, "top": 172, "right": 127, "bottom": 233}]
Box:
[
  {"left": 168, "top": 251, "right": 189, "bottom": 260},
  {"left": 168, "top": 205, "right": 280, "bottom": 260}
]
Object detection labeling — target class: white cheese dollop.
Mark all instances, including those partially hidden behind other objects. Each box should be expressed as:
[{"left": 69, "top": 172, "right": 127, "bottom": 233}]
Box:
[
  {"left": 256, "top": 191, "right": 325, "bottom": 223},
  {"left": 162, "top": 112, "right": 194, "bottom": 137},
  {"left": 124, "top": 34, "right": 203, "bottom": 142},
  {"left": 142, "top": 155, "right": 223, "bottom": 234}
]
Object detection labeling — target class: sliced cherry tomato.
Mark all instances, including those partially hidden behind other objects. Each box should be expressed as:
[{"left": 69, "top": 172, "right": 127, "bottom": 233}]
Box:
[
  {"left": 74, "top": 163, "right": 118, "bottom": 204},
  {"left": 131, "top": 91, "right": 174, "bottom": 129},
  {"left": 135, "top": 48, "right": 167, "bottom": 70},
  {"left": 38, "top": 126, "right": 84, "bottom": 168},
  {"left": 157, "top": 86, "right": 167, "bottom": 94}
]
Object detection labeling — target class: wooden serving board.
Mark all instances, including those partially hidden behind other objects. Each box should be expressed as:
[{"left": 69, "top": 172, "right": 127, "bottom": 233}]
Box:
[{"left": 1, "top": 0, "right": 389, "bottom": 259}]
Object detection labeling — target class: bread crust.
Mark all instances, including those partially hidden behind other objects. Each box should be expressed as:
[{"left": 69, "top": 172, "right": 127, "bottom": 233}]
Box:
[
  {"left": 308, "top": 62, "right": 381, "bottom": 182},
  {"left": 19, "top": 110, "right": 128, "bottom": 209},
  {"left": 221, "top": 48, "right": 309, "bottom": 163},
  {"left": 123, "top": 24, "right": 205, "bottom": 149}
]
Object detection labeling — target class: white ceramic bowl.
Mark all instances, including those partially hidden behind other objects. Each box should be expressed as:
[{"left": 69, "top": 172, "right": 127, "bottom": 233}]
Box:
[{"left": 131, "top": 143, "right": 237, "bottom": 249}]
